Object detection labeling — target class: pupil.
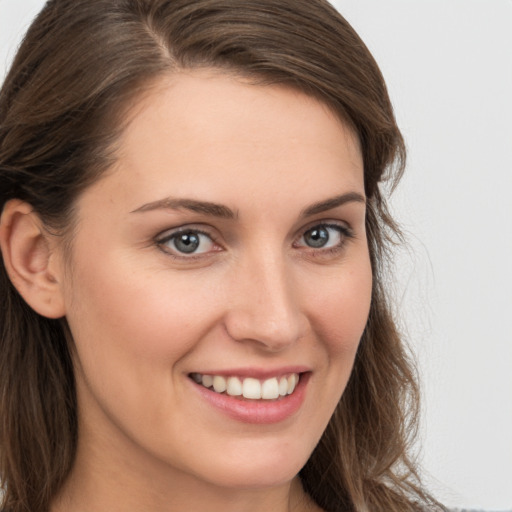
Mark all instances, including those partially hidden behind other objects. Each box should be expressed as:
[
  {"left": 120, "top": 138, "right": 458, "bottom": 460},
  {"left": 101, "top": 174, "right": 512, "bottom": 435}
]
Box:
[
  {"left": 174, "top": 232, "right": 200, "bottom": 253},
  {"left": 306, "top": 227, "right": 328, "bottom": 248}
]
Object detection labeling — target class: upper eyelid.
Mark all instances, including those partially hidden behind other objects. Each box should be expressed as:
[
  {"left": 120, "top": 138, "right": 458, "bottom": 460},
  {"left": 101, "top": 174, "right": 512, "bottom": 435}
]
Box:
[
  {"left": 155, "top": 219, "right": 350, "bottom": 235},
  {"left": 155, "top": 224, "right": 218, "bottom": 241},
  {"left": 294, "top": 219, "right": 353, "bottom": 239},
  {"left": 302, "top": 222, "right": 352, "bottom": 234}
]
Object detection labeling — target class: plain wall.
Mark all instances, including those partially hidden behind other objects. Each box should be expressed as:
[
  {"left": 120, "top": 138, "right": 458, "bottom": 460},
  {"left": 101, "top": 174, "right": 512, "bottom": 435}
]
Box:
[{"left": 1, "top": 1, "right": 511, "bottom": 510}]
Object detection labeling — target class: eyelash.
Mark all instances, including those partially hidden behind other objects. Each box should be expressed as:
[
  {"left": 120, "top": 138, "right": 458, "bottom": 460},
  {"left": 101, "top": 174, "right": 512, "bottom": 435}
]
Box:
[
  {"left": 155, "top": 222, "right": 354, "bottom": 260},
  {"left": 294, "top": 223, "right": 354, "bottom": 258},
  {"left": 155, "top": 227, "right": 221, "bottom": 259}
]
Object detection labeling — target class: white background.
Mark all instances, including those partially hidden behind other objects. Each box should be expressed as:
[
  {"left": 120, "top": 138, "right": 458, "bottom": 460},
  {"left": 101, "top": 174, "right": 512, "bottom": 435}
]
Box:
[{"left": 1, "top": 1, "right": 511, "bottom": 510}]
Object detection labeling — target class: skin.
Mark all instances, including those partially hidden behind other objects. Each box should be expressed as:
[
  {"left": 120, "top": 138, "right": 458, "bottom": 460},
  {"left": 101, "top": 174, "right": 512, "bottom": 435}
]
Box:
[{"left": 47, "top": 70, "right": 372, "bottom": 512}]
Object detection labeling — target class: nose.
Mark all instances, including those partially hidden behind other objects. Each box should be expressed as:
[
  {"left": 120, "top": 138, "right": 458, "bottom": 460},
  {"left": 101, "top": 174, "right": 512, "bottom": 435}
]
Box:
[{"left": 223, "top": 252, "right": 308, "bottom": 352}]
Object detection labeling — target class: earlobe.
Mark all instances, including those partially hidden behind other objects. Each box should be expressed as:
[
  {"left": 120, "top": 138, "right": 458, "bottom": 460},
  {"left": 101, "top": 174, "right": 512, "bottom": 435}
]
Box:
[{"left": 0, "top": 199, "right": 66, "bottom": 319}]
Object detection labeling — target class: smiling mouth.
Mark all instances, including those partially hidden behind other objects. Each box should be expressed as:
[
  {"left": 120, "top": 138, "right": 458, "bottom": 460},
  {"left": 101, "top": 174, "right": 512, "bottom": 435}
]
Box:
[{"left": 189, "top": 373, "right": 300, "bottom": 400}]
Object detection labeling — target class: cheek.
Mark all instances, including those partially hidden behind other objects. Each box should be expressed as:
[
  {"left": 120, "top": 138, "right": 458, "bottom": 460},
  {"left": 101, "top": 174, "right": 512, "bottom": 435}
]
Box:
[
  {"left": 66, "top": 258, "right": 214, "bottom": 353},
  {"left": 62, "top": 256, "right": 224, "bottom": 440},
  {"left": 62, "top": 255, "right": 225, "bottom": 413},
  {"left": 295, "top": 259, "right": 372, "bottom": 443},
  {"left": 307, "top": 260, "right": 373, "bottom": 357}
]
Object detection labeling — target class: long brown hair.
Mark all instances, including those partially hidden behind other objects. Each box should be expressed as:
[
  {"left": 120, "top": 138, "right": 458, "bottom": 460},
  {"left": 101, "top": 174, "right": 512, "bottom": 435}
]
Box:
[{"left": 0, "top": 1, "right": 443, "bottom": 511}]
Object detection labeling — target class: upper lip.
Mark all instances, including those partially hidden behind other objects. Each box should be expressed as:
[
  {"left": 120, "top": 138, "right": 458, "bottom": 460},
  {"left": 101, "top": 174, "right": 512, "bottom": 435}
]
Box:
[{"left": 189, "top": 366, "right": 310, "bottom": 379}]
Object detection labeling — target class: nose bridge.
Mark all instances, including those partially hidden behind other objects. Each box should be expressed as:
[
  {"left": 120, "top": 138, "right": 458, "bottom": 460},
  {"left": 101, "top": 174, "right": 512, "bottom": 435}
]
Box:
[{"left": 225, "top": 247, "right": 305, "bottom": 350}]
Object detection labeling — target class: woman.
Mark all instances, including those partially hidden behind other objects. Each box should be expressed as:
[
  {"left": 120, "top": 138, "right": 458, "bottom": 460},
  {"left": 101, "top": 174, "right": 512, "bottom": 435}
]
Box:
[{"left": 0, "top": 1, "right": 444, "bottom": 511}]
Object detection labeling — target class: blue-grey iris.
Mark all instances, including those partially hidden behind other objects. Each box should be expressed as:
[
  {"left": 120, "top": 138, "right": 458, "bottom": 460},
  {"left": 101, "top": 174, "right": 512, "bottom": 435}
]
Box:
[
  {"left": 304, "top": 227, "right": 329, "bottom": 248},
  {"left": 174, "top": 232, "right": 200, "bottom": 253}
]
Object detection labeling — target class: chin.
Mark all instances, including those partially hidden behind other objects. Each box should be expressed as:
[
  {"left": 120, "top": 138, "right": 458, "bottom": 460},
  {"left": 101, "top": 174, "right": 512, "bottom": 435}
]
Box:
[
  {"left": 201, "top": 465, "right": 302, "bottom": 491},
  {"left": 181, "top": 441, "right": 311, "bottom": 491}
]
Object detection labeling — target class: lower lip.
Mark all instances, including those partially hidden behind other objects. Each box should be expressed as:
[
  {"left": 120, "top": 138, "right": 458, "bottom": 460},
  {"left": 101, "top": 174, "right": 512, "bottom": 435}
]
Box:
[{"left": 191, "top": 373, "right": 310, "bottom": 424}]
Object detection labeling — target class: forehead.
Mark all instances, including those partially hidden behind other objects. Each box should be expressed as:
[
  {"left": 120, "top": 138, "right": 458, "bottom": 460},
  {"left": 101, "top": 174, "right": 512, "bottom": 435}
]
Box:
[{"left": 83, "top": 70, "right": 364, "bottom": 217}]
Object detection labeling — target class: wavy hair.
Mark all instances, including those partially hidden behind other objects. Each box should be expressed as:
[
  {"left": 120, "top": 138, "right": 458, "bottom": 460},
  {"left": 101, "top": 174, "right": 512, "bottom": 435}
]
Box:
[{"left": 0, "top": 1, "right": 444, "bottom": 511}]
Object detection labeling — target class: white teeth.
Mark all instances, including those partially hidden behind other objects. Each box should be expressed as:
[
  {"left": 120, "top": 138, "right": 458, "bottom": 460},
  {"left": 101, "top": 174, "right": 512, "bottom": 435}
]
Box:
[
  {"left": 226, "top": 376, "right": 242, "bottom": 396},
  {"left": 213, "top": 375, "right": 227, "bottom": 393},
  {"left": 261, "top": 377, "right": 279, "bottom": 399},
  {"left": 287, "top": 374, "right": 298, "bottom": 395},
  {"left": 202, "top": 374, "right": 213, "bottom": 388},
  {"left": 193, "top": 372, "right": 300, "bottom": 400},
  {"left": 242, "top": 378, "right": 261, "bottom": 399},
  {"left": 278, "top": 376, "right": 288, "bottom": 396}
]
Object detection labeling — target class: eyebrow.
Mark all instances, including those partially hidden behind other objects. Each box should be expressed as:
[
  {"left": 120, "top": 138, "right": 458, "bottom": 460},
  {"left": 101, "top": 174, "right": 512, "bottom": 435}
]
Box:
[
  {"left": 131, "top": 198, "right": 237, "bottom": 219},
  {"left": 131, "top": 191, "right": 365, "bottom": 219},
  {"left": 300, "top": 192, "right": 366, "bottom": 217}
]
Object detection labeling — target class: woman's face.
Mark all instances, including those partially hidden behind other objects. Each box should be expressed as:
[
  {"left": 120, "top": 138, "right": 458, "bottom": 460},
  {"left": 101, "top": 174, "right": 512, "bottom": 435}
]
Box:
[{"left": 59, "top": 71, "right": 372, "bottom": 491}]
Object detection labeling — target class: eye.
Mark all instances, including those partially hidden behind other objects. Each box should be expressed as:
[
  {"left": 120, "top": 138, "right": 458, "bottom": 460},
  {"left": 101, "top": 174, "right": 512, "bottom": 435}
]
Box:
[
  {"left": 157, "top": 229, "right": 218, "bottom": 256},
  {"left": 295, "top": 223, "right": 351, "bottom": 250}
]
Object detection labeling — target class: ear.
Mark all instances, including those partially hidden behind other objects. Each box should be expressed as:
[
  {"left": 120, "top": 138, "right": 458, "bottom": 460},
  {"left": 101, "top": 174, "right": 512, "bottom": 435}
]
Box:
[{"left": 0, "top": 199, "right": 66, "bottom": 319}]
